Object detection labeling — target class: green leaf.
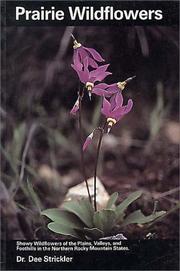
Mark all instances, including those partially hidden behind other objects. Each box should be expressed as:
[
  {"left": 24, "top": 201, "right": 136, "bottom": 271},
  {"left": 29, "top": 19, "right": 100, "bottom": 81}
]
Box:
[
  {"left": 106, "top": 192, "right": 118, "bottom": 209},
  {"left": 27, "top": 179, "right": 42, "bottom": 213},
  {"left": 63, "top": 199, "right": 94, "bottom": 228},
  {"left": 121, "top": 210, "right": 166, "bottom": 227},
  {"left": 83, "top": 227, "right": 104, "bottom": 239},
  {"left": 116, "top": 190, "right": 142, "bottom": 219},
  {"left": 47, "top": 222, "right": 80, "bottom": 239},
  {"left": 93, "top": 209, "right": 116, "bottom": 234},
  {"left": 41, "top": 209, "right": 84, "bottom": 229},
  {"left": 147, "top": 202, "right": 180, "bottom": 227}
]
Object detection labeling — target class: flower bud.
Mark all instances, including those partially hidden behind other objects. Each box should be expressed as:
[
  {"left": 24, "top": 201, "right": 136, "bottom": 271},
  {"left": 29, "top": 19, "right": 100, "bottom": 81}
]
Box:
[
  {"left": 70, "top": 98, "right": 79, "bottom": 115},
  {"left": 83, "top": 132, "right": 94, "bottom": 151}
]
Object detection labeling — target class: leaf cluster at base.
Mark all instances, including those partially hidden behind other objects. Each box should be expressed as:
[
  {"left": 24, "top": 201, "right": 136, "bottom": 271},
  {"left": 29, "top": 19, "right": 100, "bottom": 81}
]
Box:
[{"left": 41, "top": 190, "right": 166, "bottom": 239}]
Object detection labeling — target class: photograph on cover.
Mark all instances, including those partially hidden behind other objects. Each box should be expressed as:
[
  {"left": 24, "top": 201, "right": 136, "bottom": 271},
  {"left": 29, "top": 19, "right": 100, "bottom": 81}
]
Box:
[{"left": 1, "top": 1, "right": 179, "bottom": 270}]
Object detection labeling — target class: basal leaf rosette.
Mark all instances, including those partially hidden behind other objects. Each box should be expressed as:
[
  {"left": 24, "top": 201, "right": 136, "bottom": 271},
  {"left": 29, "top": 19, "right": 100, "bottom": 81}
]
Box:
[{"left": 41, "top": 191, "right": 166, "bottom": 240}]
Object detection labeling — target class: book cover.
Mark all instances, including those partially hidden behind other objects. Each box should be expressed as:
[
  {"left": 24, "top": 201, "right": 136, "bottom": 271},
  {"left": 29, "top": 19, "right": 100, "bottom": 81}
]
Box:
[{"left": 1, "top": 1, "right": 179, "bottom": 270}]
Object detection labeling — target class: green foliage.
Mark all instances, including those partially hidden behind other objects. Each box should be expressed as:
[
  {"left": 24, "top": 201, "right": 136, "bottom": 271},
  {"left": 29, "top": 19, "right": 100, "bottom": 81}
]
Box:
[
  {"left": 93, "top": 209, "right": 116, "bottom": 233},
  {"left": 115, "top": 190, "right": 142, "bottom": 218},
  {"left": 62, "top": 199, "right": 94, "bottom": 228},
  {"left": 121, "top": 210, "right": 166, "bottom": 227},
  {"left": 42, "top": 191, "right": 166, "bottom": 239},
  {"left": 47, "top": 222, "right": 80, "bottom": 239},
  {"left": 106, "top": 192, "right": 118, "bottom": 209}
]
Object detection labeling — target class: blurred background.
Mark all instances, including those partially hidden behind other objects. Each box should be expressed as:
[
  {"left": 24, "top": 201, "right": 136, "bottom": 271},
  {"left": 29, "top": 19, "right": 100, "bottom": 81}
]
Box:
[{"left": 1, "top": 26, "right": 179, "bottom": 240}]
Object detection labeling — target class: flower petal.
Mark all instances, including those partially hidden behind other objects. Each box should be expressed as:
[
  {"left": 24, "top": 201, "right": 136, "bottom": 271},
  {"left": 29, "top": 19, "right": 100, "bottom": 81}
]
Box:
[
  {"left": 90, "top": 64, "right": 110, "bottom": 77},
  {"left": 83, "top": 57, "right": 89, "bottom": 69},
  {"left": 90, "top": 65, "right": 111, "bottom": 82},
  {"left": 106, "top": 84, "right": 119, "bottom": 95},
  {"left": 112, "top": 99, "right": 133, "bottom": 121},
  {"left": 84, "top": 47, "right": 105, "bottom": 62},
  {"left": 92, "top": 87, "right": 106, "bottom": 96},
  {"left": 88, "top": 58, "right": 99, "bottom": 68},
  {"left": 96, "top": 71, "right": 112, "bottom": 82},
  {"left": 95, "top": 83, "right": 109, "bottom": 89},
  {"left": 79, "top": 47, "right": 88, "bottom": 62},
  {"left": 101, "top": 97, "right": 111, "bottom": 117},
  {"left": 122, "top": 99, "right": 133, "bottom": 114},
  {"left": 92, "top": 83, "right": 110, "bottom": 96},
  {"left": 73, "top": 50, "right": 83, "bottom": 70},
  {"left": 110, "top": 92, "right": 123, "bottom": 109},
  {"left": 71, "top": 64, "right": 88, "bottom": 83}
]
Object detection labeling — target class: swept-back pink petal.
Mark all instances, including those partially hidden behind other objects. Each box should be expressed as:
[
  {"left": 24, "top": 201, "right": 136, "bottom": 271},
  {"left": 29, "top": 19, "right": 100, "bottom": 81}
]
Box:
[
  {"left": 95, "top": 83, "right": 109, "bottom": 89},
  {"left": 84, "top": 47, "right": 105, "bottom": 62},
  {"left": 106, "top": 84, "right": 119, "bottom": 95},
  {"left": 88, "top": 58, "right": 99, "bottom": 68},
  {"left": 90, "top": 76, "right": 97, "bottom": 83},
  {"left": 92, "top": 87, "right": 106, "bottom": 96},
  {"left": 101, "top": 97, "right": 111, "bottom": 117},
  {"left": 121, "top": 99, "right": 133, "bottom": 114},
  {"left": 96, "top": 71, "right": 112, "bottom": 82},
  {"left": 92, "top": 83, "right": 110, "bottom": 96},
  {"left": 71, "top": 64, "right": 89, "bottom": 83},
  {"left": 73, "top": 50, "right": 82, "bottom": 70},
  {"left": 111, "top": 99, "right": 133, "bottom": 121},
  {"left": 83, "top": 132, "right": 94, "bottom": 151},
  {"left": 90, "top": 64, "right": 110, "bottom": 78},
  {"left": 83, "top": 57, "right": 89, "bottom": 69},
  {"left": 79, "top": 47, "right": 87, "bottom": 61},
  {"left": 79, "top": 48, "right": 99, "bottom": 68},
  {"left": 111, "top": 108, "right": 123, "bottom": 121},
  {"left": 110, "top": 92, "right": 123, "bottom": 109}
]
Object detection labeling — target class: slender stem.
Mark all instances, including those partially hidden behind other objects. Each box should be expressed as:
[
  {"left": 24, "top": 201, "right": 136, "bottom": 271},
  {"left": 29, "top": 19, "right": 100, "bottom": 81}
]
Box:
[
  {"left": 78, "top": 92, "right": 92, "bottom": 204},
  {"left": 94, "top": 122, "right": 106, "bottom": 211}
]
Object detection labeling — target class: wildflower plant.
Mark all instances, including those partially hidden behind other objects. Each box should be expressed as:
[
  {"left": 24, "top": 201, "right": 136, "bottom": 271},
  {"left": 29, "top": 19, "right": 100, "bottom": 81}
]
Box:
[{"left": 42, "top": 35, "right": 166, "bottom": 239}]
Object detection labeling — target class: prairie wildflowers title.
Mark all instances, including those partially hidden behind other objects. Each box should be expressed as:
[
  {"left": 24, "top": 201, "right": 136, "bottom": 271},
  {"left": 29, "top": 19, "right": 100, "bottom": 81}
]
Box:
[{"left": 15, "top": 6, "right": 163, "bottom": 21}]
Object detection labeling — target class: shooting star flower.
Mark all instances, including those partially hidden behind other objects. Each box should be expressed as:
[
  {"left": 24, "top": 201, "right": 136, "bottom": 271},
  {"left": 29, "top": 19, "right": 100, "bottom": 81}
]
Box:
[
  {"left": 72, "top": 57, "right": 111, "bottom": 99},
  {"left": 101, "top": 95, "right": 133, "bottom": 133},
  {"left": 72, "top": 37, "right": 105, "bottom": 70}
]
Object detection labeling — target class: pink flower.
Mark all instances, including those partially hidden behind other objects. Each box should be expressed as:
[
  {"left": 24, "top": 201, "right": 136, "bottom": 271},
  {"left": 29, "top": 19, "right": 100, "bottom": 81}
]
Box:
[
  {"left": 101, "top": 94, "right": 133, "bottom": 132},
  {"left": 72, "top": 57, "right": 111, "bottom": 86},
  {"left": 83, "top": 132, "right": 94, "bottom": 151},
  {"left": 73, "top": 39, "right": 105, "bottom": 70},
  {"left": 70, "top": 98, "right": 79, "bottom": 115}
]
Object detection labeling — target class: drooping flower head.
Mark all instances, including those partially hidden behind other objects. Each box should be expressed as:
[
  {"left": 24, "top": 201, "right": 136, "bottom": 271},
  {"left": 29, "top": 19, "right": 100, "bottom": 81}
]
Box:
[
  {"left": 101, "top": 93, "right": 133, "bottom": 133},
  {"left": 72, "top": 57, "right": 112, "bottom": 98},
  {"left": 72, "top": 36, "right": 105, "bottom": 71}
]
